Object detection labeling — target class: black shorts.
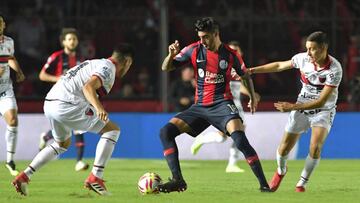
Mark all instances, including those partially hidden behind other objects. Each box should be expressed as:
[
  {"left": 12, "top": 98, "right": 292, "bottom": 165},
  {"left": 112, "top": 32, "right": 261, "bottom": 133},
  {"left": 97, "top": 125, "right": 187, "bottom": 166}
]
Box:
[{"left": 174, "top": 100, "right": 242, "bottom": 137}]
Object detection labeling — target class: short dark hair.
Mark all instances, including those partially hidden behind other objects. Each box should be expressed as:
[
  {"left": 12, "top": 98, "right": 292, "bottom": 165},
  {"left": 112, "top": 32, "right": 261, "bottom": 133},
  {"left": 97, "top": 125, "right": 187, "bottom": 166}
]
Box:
[
  {"left": 306, "top": 31, "right": 328, "bottom": 46},
  {"left": 113, "top": 43, "right": 135, "bottom": 61},
  {"left": 195, "top": 17, "right": 220, "bottom": 33},
  {"left": 59, "top": 28, "right": 78, "bottom": 44}
]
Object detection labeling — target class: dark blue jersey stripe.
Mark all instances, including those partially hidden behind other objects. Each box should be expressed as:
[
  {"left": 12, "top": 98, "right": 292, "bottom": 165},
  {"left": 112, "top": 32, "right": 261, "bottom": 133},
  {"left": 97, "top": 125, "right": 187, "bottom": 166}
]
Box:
[
  {"left": 214, "top": 44, "right": 230, "bottom": 102},
  {"left": 196, "top": 44, "right": 207, "bottom": 105}
]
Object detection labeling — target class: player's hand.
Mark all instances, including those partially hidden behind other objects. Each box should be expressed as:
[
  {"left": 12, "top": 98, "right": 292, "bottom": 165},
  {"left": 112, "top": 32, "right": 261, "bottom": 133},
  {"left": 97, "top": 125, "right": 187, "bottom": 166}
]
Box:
[
  {"left": 274, "top": 101, "right": 294, "bottom": 112},
  {"left": 96, "top": 107, "right": 109, "bottom": 122},
  {"left": 16, "top": 71, "right": 25, "bottom": 82},
  {"left": 169, "top": 40, "right": 180, "bottom": 57},
  {"left": 0, "top": 66, "right": 4, "bottom": 77},
  {"left": 248, "top": 99, "right": 256, "bottom": 114}
]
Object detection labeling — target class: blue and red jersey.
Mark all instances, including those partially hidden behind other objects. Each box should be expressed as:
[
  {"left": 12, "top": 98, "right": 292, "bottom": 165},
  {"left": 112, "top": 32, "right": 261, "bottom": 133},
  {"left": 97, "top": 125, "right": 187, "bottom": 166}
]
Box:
[
  {"left": 41, "top": 50, "right": 83, "bottom": 77},
  {"left": 173, "top": 41, "right": 247, "bottom": 106}
]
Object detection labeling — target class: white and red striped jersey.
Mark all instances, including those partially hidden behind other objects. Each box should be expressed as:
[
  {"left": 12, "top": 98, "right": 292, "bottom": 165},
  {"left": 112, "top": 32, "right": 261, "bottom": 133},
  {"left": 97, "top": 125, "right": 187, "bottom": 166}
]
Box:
[
  {"left": 46, "top": 58, "right": 116, "bottom": 104},
  {"left": 0, "top": 35, "right": 15, "bottom": 92},
  {"left": 291, "top": 53, "right": 342, "bottom": 110}
]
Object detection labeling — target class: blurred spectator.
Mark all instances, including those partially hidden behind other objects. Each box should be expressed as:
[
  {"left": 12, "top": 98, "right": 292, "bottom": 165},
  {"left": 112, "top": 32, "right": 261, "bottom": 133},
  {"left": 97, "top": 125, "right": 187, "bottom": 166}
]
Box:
[
  {"left": 120, "top": 83, "right": 135, "bottom": 98},
  {"left": 344, "top": 34, "right": 360, "bottom": 110},
  {"left": 169, "top": 66, "right": 195, "bottom": 112},
  {"left": 7, "top": 8, "right": 46, "bottom": 70},
  {"left": 132, "top": 67, "right": 155, "bottom": 98}
]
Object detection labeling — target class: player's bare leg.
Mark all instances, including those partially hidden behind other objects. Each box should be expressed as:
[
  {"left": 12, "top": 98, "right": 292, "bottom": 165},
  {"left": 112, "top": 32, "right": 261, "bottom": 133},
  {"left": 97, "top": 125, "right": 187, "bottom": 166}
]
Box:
[
  {"left": 295, "top": 127, "right": 327, "bottom": 192},
  {"left": 270, "top": 131, "right": 300, "bottom": 191},
  {"left": 3, "top": 109, "right": 19, "bottom": 176}
]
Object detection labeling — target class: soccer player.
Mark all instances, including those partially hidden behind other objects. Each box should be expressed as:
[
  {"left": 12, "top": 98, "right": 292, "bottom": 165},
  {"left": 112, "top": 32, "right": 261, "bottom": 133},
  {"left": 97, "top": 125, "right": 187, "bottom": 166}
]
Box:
[
  {"left": 190, "top": 41, "right": 261, "bottom": 173},
  {"left": 12, "top": 44, "right": 134, "bottom": 196},
  {"left": 248, "top": 31, "right": 342, "bottom": 192},
  {"left": 158, "top": 17, "right": 271, "bottom": 193},
  {"left": 0, "top": 15, "right": 25, "bottom": 176},
  {"left": 38, "top": 28, "right": 89, "bottom": 171}
]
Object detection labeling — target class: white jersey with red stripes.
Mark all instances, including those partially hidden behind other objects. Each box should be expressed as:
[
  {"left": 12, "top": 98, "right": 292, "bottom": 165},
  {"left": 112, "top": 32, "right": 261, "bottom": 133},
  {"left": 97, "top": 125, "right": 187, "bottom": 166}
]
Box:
[
  {"left": 45, "top": 59, "right": 116, "bottom": 104},
  {"left": 0, "top": 35, "right": 15, "bottom": 93},
  {"left": 292, "top": 53, "right": 342, "bottom": 110}
]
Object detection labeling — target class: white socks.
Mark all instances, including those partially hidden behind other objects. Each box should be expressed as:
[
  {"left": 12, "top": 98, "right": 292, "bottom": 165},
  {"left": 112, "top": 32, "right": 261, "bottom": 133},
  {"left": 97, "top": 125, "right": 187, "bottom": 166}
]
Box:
[
  {"left": 228, "top": 142, "right": 241, "bottom": 166},
  {"left": 198, "top": 131, "right": 226, "bottom": 144},
  {"left": 5, "top": 126, "right": 17, "bottom": 163},
  {"left": 24, "top": 142, "right": 67, "bottom": 178},
  {"left": 296, "top": 155, "right": 320, "bottom": 187},
  {"left": 92, "top": 130, "right": 120, "bottom": 179},
  {"left": 276, "top": 149, "right": 288, "bottom": 175}
]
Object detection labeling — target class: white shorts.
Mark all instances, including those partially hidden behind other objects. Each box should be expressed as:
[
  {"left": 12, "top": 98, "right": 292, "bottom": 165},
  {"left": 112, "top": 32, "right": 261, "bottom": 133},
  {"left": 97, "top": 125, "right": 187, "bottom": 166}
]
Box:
[
  {"left": 285, "top": 109, "right": 336, "bottom": 134},
  {"left": 0, "top": 89, "right": 17, "bottom": 116},
  {"left": 44, "top": 100, "right": 107, "bottom": 142}
]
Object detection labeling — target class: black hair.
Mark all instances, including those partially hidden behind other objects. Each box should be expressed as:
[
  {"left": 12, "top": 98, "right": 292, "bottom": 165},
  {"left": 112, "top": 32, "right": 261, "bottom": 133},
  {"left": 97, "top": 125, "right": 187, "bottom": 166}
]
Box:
[
  {"left": 59, "top": 28, "right": 78, "bottom": 45},
  {"left": 195, "top": 17, "right": 220, "bottom": 33},
  {"left": 306, "top": 31, "right": 328, "bottom": 46},
  {"left": 113, "top": 43, "right": 135, "bottom": 60}
]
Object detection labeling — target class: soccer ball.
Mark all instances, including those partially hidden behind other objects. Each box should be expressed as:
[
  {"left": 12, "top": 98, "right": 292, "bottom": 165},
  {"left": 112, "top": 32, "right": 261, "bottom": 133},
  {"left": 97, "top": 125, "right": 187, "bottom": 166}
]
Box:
[{"left": 137, "top": 172, "right": 162, "bottom": 195}]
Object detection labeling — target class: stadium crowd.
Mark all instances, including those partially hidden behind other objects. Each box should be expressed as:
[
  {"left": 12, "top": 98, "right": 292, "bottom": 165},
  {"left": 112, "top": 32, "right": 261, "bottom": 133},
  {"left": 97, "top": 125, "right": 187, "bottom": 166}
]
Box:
[{"left": 1, "top": 0, "right": 360, "bottom": 110}]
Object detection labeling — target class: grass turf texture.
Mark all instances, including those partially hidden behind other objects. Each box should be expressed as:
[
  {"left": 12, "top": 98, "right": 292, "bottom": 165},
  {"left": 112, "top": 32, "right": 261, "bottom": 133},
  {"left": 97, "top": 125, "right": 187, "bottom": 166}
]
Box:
[{"left": 0, "top": 159, "right": 359, "bottom": 203}]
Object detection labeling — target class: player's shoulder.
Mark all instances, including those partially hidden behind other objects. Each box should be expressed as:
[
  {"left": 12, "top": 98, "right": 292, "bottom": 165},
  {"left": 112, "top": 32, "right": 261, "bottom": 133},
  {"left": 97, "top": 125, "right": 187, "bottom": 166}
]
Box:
[
  {"left": 3, "top": 35, "right": 14, "bottom": 43},
  {"left": 292, "top": 52, "right": 308, "bottom": 60},
  {"left": 49, "top": 50, "right": 64, "bottom": 58},
  {"left": 183, "top": 41, "right": 200, "bottom": 52},
  {"left": 328, "top": 55, "right": 342, "bottom": 71}
]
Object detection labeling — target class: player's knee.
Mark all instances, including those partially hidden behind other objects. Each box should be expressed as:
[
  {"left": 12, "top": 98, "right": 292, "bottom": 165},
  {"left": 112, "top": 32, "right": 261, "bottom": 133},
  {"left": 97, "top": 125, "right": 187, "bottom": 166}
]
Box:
[
  {"left": 309, "top": 143, "right": 323, "bottom": 158},
  {"left": 101, "top": 130, "right": 120, "bottom": 143},
  {"left": 7, "top": 117, "right": 18, "bottom": 127},
  {"left": 160, "top": 123, "right": 180, "bottom": 142}
]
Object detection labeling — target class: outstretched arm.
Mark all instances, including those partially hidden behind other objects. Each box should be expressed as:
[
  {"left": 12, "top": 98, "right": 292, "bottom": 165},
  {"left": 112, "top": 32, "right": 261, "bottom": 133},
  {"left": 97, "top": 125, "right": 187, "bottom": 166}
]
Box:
[
  {"left": 161, "top": 40, "right": 180, "bottom": 72},
  {"left": 249, "top": 60, "right": 293, "bottom": 74},
  {"left": 241, "top": 72, "right": 257, "bottom": 113},
  {"left": 274, "top": 86, "right": 334, "bottom": 112},
  {"left": 39, "top": 69, "right": 60, "bottom": 83}
]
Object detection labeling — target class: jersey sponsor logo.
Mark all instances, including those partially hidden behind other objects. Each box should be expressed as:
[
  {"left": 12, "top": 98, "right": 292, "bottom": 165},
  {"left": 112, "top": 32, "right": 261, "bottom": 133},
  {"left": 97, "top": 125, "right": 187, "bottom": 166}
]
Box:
[
  {"left": 300, "top": 92, "right": 317, "bottom": 100},
  {"left": 198, "top": 68, "right": 205, "bottom": 78},
  {"left": 196, "top": 59, "right": 206, "bottom": 63},
  {"left": 205, "top": 71, "right": 224, "bottom": 84},
  {"left": 101, "top": 67, "right": 110, "bottom": 78},
  {"left": 65, "top": 61, "right": 89, "bottom": 79},
  {"left": 219, "top": 59, "right": 228, "bottom": 70}
]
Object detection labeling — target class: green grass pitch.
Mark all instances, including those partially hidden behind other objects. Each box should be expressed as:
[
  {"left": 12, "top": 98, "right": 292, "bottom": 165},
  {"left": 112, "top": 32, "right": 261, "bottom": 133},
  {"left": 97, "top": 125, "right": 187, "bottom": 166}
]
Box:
[{"left": 0, "top": 159, "right": 359, "bottom": 203}]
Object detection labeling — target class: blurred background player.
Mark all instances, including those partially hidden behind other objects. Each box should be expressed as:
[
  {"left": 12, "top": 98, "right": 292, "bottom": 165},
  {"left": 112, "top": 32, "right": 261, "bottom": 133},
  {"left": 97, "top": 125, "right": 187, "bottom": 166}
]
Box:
[
  {"left": 249, "top": 31, "right": 342, "bottom": 192},
  {"left": 0, "top": 15, "right": 25, "bottom": 176},
  {"left": 169, "top": 66, "right": 195, "bottom": 112},
  {"left": 12, "top": 44, "right": 134, "bottom": 196},
  {"left": 38, "top": 28, "right": 89, "bottom": 171},
  {"left": 190, "top": 41, "right": 261, "bottom": 173},
  {"left": 158, "top": 17, "right": 271, "bottom": 193}
]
